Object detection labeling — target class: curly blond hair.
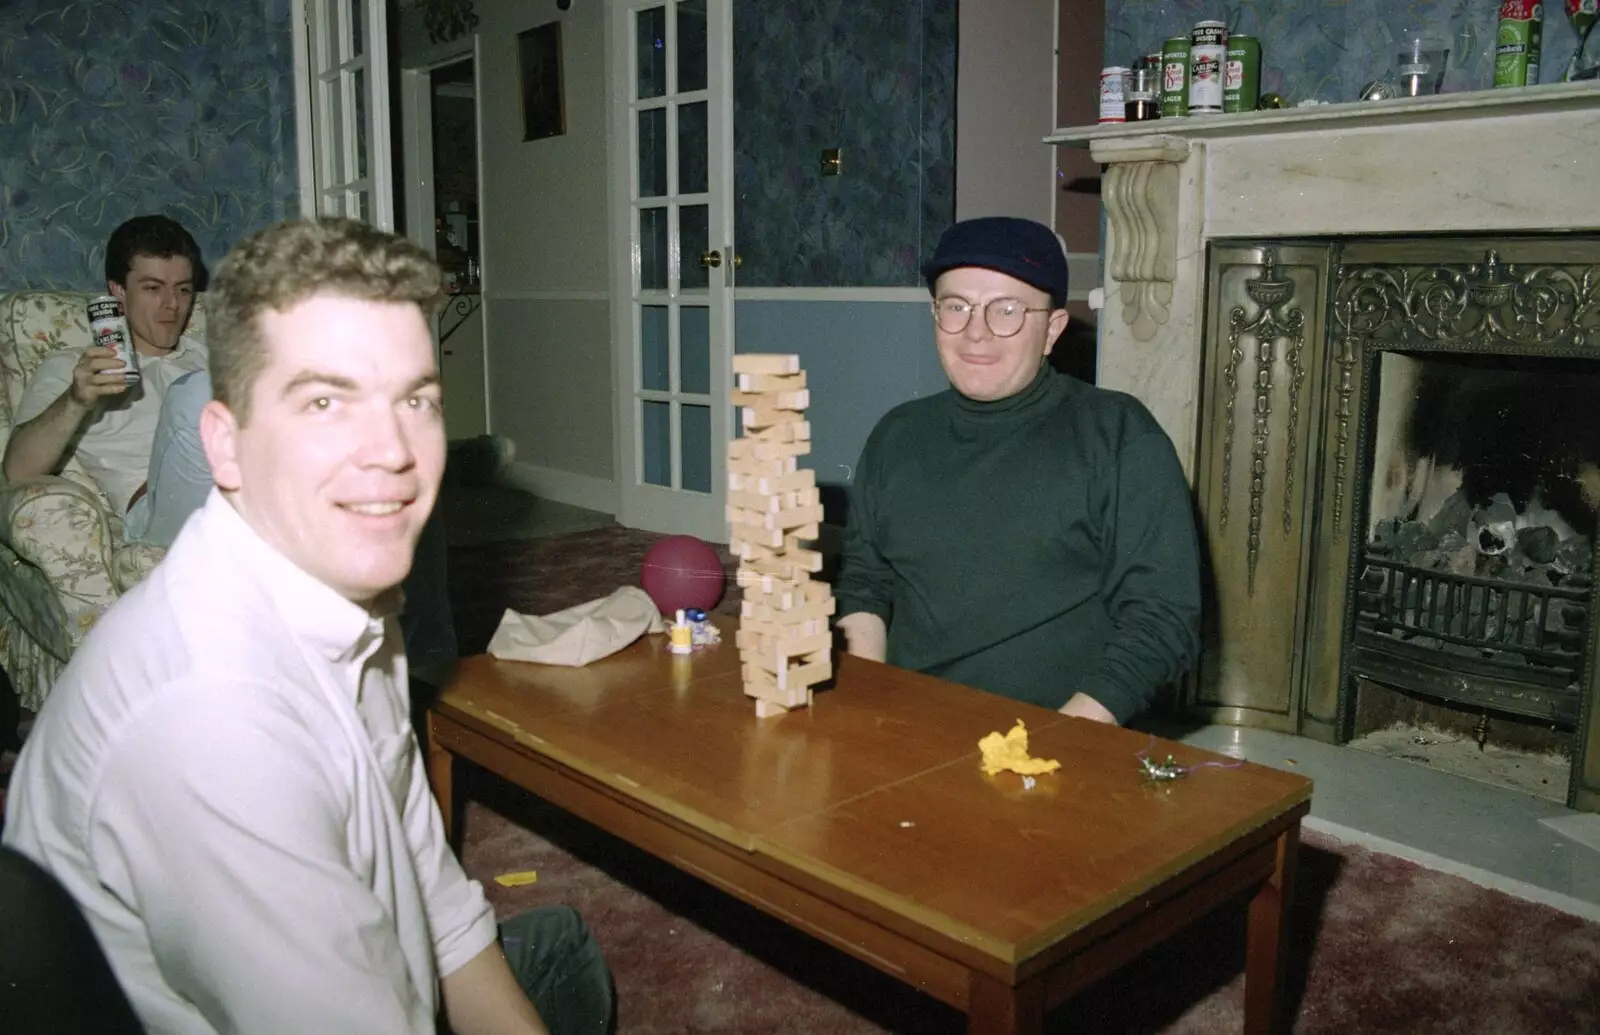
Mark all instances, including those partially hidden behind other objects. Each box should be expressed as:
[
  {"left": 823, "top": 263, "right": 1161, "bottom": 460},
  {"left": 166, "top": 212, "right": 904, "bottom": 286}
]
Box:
[{"left": 207, "top": 218, "right": 443, "bottom": 422}]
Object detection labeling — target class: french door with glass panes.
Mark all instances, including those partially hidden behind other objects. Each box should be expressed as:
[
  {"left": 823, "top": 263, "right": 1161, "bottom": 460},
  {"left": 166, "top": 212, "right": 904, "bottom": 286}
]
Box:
[
  {"left": 608, "top": 0, "right": 734, "bottom": 540},
  {"left": 296, "top": 0, "right": 393, "bottom": 228}
]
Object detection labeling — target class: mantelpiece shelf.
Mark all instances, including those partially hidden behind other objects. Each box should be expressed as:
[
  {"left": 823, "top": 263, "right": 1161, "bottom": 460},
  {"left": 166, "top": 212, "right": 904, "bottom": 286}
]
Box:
[{"left": 1046, "top": 80, "right": 1600, "bottom": 148}]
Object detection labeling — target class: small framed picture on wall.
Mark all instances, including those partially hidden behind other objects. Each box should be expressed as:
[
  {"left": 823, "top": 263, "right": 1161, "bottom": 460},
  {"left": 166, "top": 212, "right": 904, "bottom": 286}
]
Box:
[{"left": 518, "top": 21, "right": 566, "bottom": 142}]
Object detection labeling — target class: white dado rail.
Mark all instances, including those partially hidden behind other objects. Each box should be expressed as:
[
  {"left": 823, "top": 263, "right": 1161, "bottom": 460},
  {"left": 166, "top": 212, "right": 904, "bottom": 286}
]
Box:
[{"left": 1047, "top": 81, "right": 1600, "bottom": 481}]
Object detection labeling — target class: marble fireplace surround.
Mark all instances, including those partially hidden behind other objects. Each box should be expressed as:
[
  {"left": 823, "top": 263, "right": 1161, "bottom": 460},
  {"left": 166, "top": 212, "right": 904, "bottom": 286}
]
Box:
[
  {"left": 1047, "top": 83, "right": 1600, "bottom": 809},
  {"left": 1047, "top": 82, "right": 1600, "bottom": 474}
]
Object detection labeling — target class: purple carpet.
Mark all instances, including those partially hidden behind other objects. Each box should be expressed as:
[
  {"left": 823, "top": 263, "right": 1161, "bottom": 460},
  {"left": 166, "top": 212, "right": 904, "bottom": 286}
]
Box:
[{"left": 448, "top": 527, "right": 1600, "bottom": 1033}]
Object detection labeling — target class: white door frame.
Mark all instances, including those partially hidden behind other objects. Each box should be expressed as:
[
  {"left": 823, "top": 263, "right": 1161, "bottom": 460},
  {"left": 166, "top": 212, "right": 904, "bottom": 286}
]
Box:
[
  {"left": 291, "top": 0, "right": 316, "bottom": 215},
  {"left": 606, "top": 0, "right": 736, "bottom": 540},
  {"left": 399, "top": 42, "right": 476, "bottom": 257},
  {"left": 290, "top": 0, "right": 395, "bottom": 229},
  {"left": 398, "top": 44, "right": 492, "bottom": 438}
]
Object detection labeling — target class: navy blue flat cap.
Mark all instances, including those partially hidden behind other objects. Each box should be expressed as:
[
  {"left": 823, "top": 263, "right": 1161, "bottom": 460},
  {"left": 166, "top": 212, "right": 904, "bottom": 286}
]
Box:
[{"left": 921, "top": 216, "right": 1070, "bottom": 305}]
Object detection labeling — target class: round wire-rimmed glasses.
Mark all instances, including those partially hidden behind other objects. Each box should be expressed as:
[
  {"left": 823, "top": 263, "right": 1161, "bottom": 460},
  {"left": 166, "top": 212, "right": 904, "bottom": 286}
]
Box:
[{"left": 931, "top": 297, "right": 1053, "bottom": 337}]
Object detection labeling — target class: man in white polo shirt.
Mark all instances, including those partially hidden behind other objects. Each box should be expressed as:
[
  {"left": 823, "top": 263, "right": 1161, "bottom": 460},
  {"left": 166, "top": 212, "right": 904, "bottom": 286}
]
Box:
[
  {"left": 3, "top": 218, "right": 613, "bottom": 1034},
  {"left": 4, "top": 215, "right": 212, "bottom": 545}
]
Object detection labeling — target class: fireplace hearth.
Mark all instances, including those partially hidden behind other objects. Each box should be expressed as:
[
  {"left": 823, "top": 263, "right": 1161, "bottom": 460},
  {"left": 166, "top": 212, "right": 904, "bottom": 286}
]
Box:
[{"left": 1192, "top": 234, "right": 1600, "bottom": 808}]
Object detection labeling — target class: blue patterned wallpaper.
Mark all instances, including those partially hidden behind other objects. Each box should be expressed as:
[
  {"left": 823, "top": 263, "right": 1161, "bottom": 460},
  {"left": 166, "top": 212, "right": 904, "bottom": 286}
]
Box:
[
  {"left": 0, "top": 0, "right": 299, "bottom": 290},
  {"left": 1104, "top": 0, "right": 1586, "bottom": 105},
  {"left": 732, "top": 0, "right": 955, "bottom": 287}
]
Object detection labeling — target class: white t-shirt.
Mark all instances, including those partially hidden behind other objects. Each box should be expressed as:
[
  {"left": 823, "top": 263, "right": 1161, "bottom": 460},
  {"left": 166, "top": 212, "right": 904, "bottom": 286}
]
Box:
[
  {"left": 2, "top": 491, "right": 498, "bottom": 1033},
  {"left": 14, "top": 334, "right": 208, "bottom": 512}
]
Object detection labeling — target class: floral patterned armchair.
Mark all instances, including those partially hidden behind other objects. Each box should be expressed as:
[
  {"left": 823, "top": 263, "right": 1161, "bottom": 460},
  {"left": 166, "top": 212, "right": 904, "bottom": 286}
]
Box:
[{"left": 0, "top": 292, "right": 203, "bottom": 711}]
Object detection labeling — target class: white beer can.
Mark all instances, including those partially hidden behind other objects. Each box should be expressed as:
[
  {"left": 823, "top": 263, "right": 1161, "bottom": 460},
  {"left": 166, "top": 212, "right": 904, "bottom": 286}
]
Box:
[
  {"left": 1098, "top": 67, "right": 1130, "bottom": 123},
  {"left": 1187, "top": 21, "right": 1228, "bottom": 115},
  {"left": 86, "top": 295, "right": 141, "bottom": 385}
]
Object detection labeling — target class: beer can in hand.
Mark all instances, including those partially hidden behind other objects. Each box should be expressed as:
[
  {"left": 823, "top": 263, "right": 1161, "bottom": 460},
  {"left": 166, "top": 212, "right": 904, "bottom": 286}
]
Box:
[{"left": 87, "top": 296, "right": 141, "bottom": 386}]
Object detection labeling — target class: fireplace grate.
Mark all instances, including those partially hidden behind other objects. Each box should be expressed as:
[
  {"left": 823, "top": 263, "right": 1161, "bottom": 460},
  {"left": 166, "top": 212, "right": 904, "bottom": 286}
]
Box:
[{"left": 1356, "top": 557, "right": 1589, "bottom": 680}]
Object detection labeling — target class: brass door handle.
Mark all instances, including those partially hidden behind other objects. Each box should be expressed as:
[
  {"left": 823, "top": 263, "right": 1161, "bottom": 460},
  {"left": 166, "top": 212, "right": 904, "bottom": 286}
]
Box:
[
  {"left": 700, "top": 250, "right": 722, "bottom": 268},
  {"left": 734, "top": 254, "right": 743, "bottom": 269}
]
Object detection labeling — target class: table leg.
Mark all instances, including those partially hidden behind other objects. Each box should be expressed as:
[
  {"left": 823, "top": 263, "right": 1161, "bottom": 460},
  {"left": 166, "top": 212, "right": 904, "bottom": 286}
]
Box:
[
  {"left": 426, "top": 712, "right": 459, "bottom": 851},
  {"left": 967, "top": 970, "right": 1045, "bottom": 1035},
  {"left": 1244, "top": 821, "right": 1300, "bottom": 1035}
]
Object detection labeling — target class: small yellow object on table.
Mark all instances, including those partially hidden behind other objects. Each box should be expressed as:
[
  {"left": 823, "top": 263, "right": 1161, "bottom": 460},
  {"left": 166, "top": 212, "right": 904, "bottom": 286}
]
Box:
[{"left": 978, "top": 720, "right": 1061, "bottom": 777}]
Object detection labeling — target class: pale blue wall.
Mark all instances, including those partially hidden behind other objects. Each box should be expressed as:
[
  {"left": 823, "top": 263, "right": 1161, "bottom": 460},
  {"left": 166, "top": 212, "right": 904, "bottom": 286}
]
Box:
[{"left": 735, "top": 299, "right": 948, "bottom": 514}]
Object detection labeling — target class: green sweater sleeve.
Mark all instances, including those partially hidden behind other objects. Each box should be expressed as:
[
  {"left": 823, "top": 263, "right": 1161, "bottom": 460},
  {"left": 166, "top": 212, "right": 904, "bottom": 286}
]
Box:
[
  {"left": 835, "top": 430, "right": 895, "bottom": 623},
  {"left": 1076, "top": 429, "right": 1203, "bottom": 723}
]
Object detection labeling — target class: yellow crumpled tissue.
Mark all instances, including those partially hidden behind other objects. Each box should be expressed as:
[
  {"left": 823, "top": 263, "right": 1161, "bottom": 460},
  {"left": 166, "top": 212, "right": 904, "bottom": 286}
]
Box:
[{"left": 978, "top": 720, "right": 1061, "bottom": 777}]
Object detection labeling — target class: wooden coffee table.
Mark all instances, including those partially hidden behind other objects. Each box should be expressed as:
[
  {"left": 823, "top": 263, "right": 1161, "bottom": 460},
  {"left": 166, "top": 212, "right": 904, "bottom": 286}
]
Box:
[{"left": 427, "top": 623, "right": 1311, "bottom": 1034}]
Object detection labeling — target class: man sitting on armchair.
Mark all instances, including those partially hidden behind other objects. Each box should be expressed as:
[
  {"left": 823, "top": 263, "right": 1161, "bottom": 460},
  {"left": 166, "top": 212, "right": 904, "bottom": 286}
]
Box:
[
  {"left": 2, "top": 215, "right": 212, "bottom": 548},
  {"left": 3, "top": 214, "right": 456, "bottom": 684}
]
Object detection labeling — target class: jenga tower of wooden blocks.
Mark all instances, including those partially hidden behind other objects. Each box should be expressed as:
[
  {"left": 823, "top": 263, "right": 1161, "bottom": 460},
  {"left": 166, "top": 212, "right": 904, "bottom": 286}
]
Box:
[{"left": 727, "top": 354, "right": 835, "bottom": 717}]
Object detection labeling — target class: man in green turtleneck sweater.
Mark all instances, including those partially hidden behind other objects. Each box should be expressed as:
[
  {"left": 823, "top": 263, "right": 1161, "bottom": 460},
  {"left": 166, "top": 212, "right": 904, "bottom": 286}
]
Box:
[{"left": 834, "top": 217, "right": 1201, "bottom": 725}]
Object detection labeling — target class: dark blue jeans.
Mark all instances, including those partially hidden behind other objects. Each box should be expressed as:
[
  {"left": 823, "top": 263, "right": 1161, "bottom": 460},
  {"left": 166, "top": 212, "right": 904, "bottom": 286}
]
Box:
[
  {"left": 499, "top": 906, "right": 614, "bottom": 1035},
  {"left": 401, "top": 505, "right": 458, "bottom": 683}
]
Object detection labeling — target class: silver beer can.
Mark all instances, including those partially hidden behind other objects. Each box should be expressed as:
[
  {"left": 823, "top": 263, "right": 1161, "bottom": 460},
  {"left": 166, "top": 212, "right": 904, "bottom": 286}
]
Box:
[
  {"left": 86, "top": 295, "right": 141, "bottom": 385},
  {"left": 1187, "top": 20, "right": 1228, "bottom": 115}
]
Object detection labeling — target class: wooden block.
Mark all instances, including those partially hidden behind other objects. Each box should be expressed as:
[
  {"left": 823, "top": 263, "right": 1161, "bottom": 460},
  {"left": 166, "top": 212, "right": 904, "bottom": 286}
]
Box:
[
  {"left": 728, "top": 522, "right": 783, "bottom": 549},
  {"left": 727, "top": 489, "right": 795, "bottom": 514},
  {"left": 731, "top": 354, "right": 800, "bottom": 376},
  {"left": 777, "top": 659, "right": 832, "bottom": 691},
  {"left": 740, "top": 408, "right": 812, "bottom": 435},
  {"left": 742, "top": 594, "right": 835, "bottom": 624},
  {"left": 774, "top": 504, "right": 824, "bottom": 531},
  {"left": 738, "top": 557, "right": 806, "bottom": 581},
  {"left": 736, "top": 621, "right": 829, "bottom": 649},
  {"left": 728, "top": 502, "right": 824, "bottom": 534},
  {"left": 739, "top": 582, "right": 796, "bottom": 610},
  {"left": 726, "top": 453, "right": 798, "bottom": 477},
  {"left": 735, "top": 569, "right": 785, "bottom": 593},
  {"left": 747, "top": 420, "right": 811, "bottom": 444},
  {"left": 742, "top": 659, "right": 828, "bottom": 692},
  {"left": 735, "top": 370, "right": 806, "bottom": 392},
  {"left": 739, "top": 577, "right": 808, "bottom": 601},
  {"left": 729, "top": 437, "right": 810, "bottom": 462},
  {"left": 754, "top": 697, "right": 797, "bottom": 718},
  {"left": 731, "top": 389, "right": 810, "bottom": 411},
  {"left": 746, "top": 548, "right": 823, "bottom": 576}
]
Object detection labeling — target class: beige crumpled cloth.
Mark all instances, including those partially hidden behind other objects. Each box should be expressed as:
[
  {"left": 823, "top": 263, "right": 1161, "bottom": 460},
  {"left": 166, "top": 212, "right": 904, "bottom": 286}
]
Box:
[{"left": 487, "top": 586, "right": 665, "bottom": 666}]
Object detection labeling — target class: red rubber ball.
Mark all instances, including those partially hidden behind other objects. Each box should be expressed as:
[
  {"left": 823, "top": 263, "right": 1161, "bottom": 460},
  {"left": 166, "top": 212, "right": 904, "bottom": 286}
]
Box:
[{"left": 640, "top": 535, "right": 725, "bottom": 614}]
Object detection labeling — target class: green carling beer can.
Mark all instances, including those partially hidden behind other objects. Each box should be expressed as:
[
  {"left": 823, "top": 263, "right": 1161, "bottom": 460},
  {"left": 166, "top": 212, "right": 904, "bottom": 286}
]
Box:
[
  {"left": 1160, "top": 36, "right": 1190, "bottom": 117},
  {"left": 1224, "top": 35, "right": 1260, "bottom": 112},
  {"left": 1494, "top": 0, "right": 1544, "bottom": 88}
]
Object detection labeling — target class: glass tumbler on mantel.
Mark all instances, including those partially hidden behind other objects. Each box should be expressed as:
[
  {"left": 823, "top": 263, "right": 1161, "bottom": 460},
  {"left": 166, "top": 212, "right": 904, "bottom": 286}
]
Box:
[{"left": 1396, "top": 31, "right": 1450, "bottom": 96}]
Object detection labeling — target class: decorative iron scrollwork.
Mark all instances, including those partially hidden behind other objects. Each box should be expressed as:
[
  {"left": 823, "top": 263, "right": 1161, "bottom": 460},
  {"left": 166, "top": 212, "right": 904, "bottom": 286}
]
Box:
[
  {"left": 1221, "top": 250, "right": 1304, "bottom": 594},
  {"left": 1331, "top": 334, "right": 1359, "bottom": 534},
  {"left": 438, "top": 292, "right": 482, "bottom": 344},
  {"left": 1334, "top": 249, "right": 1600, "bottom": 352}
]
